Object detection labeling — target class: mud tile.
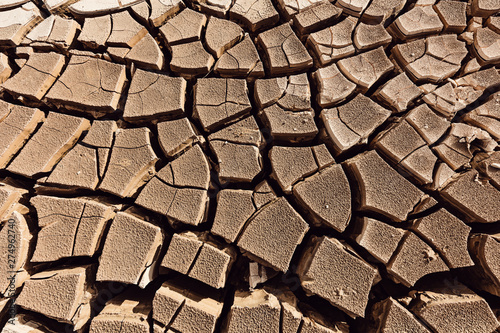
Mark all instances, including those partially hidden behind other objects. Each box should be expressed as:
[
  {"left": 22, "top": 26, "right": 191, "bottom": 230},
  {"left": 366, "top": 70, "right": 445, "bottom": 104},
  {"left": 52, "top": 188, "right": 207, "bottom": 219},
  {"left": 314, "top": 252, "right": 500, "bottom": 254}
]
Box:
[
  {"left": 124, "top": 69, "right": 186, "bottom": 121},
  {"left": 188, "top": 242, "right": 236, "bottom": 289},
  {"left": 390, "top": 5, "right": 443, "bottom": 40},
  {"left": 205, "top": 16, "right": 243, "bottom": 58},
  {"left": 106, "top": 10, "right": 147, "bottom": 47},
  {"left": 362, "top": 0, "right": 407, "bottom": 24},
  {"left": 159, "top": 8, "right": 206, "bottom": 45},
  {"left": 169, "top": 41, "right": 214, "bottom": 77},
  {"left": 374, "top": 120, "right": 435, "bottom": 183},
  {"left": 338, "top": 47, "right": 394, "bottom": 91},
  {"left": 78, "top": 15, "right": 112, "bottom": 49},
  {"left": 45, "top": 144, "right": 100, "bottom": 190},
  {"left": 434, "top": 123, "right": 496, "bottom": 170},
  {"left": 98, "top": 127, "right": 158, "bottom": 197},
  {"left": 215, "top": 34, "right": 264, "bottom": 78},
  {"left": 89, "top": 291, "right": 152, "bottom": 333},
  {"left": 169, "top": 142, "right": 210, "bottom": 189},
  {"left": 312, "top": 64, "right": 355, "bottom": 108},
  {"left": 391, "top": 38, "right": 426, "bottom": 66},
  {"left": 45, "top": 16, "right": 80, "bottom": 50},
  {"left": 237, "top": 197, "right": 309, "bottom": 272},
  {"left": 7, "top": 112, "right": 90, "bottom": 178},
  {"left": 125, "top": 33, "right": 164, "bottom": 70},
  {"left": 210, "top": 141, "right": 261, "bottom": 183},
  {"left": 30, "top": 196, "right": 115, "bottom": 261},
  {"left": 276, "top": 0, "right": 324, "bottom": 19},
  {"left": 22, "top": 16, "right": 55, "bottom": 48},
  {"left": 209, "top": 117, "right": 263, "bottom": 183},
  {"left": 229, "top": 0, "right": 279, "bottom": 32},
  {"left": 403, "top": 35, "right": 467, "bottom": 83},
  {"left": 0, "top": 181, "right": 28, "bottom": 221},
  {"left": 440, "top": 169, "right": 500, "bottom": 223},
  {"left": 192, "top": 0, "right": 233, "bottom": 17},
  {"left": 406, "top": 104, "right": 449, "bottom": 144},
  {"left": 423, "top": 68, "right": 500, "bottom": 118},
  {"left": 475, "top": 151, "right": 500, "bottom": 189},
  {"left": 257, "top": 23, "right": 313, "bottom": 75},
  {"left": 344, "top": 150, "right": 425, "bottom": 222},
  {"left": 153, "top": 281, "right": 223, "bottom": 333},
  {"left": 46, "top": 56, "right": 127, "bottom": 115},
  {"left": 0, "top": 103, "right": 44, "bottom": 168},
  {"left": 255, "top": 85, "right": 318, "bottom": 142},
  {"left": 336, "top": 0, "right": 370, "bottom": 17},
  {"left": 96, "top": 211, "right": 163, "bottom": 287},
  {"left": 486, "top": 16, "right": 500, "bottom": 34},
  {"left": 297, "top": 236, "right": 377, "bottom": 318},
  {"left": 2, "top": 52, "right": 65, "bottom": 101},
  {"left": 434, "top": 0, "right": 467, "bottom": 33},
  {"left": 321, "top": 95, "right": 391, "bottom": 154},
  {"left": 293, "top": 164, "right": 351, "bottom": 232},
  {"left": 387, "top": 232, "right": 449, "bottom": 287},
  {"left": 153, "top": 282, "right": 186, "bottom": 326},
  {"left": 0, "top": 2, "right": 42, "bottom": 46},
  {"left": 255, "top": 73, "right": 311, "bottom": 110},
  {"left": 353, "top": 217, "right": 405, "bottom": 264},
  {"left": 292, "top": 2, "right": 342, "bottom": 36},
  {"left": 411, "top": 208, "right": 473, "bottom": 268},
  {"left": 353, "top": 22, "right": 392, "bottom": 51},
  {"left": 375, "top": 73, "right": 421, "bottom": 112},
  {"left": 135, "top": 145, "right": 209, "bottom": 226},
  {"left": 259, "top": 104, "right": 317, "bottom": 142},
  {"left": 161, "top": 232, "right": 203, "bottom": 275},
  {"left": 307, "top": 17, "right": 356, "bottom": 66},
  {"left": 370, "top": 297, "right": 431, "bottom": 333},
  {"left": 171, "top": 289, "right": 223, "bottom": 332},
  {"left": 270, "top": 145, "right": 319, "bottom": 193},
  {"left": 149, "top": 0, "right": 185, "bottom": 27},
  {"left": 193, "top": 77, "right": 251, "bottom": 131},
  {"left": 211, "top": 189, "right": 255, "bottom": 243},
  {"left": 473, "top": 27, "right": 500, "bottom": 65},
  {"left": 223, "top": 289, "right": 281, "bottom": 332},
  {"left": 0, "top": 0, "right": 30, "bottom": 9},
  {"left": 471, "top": 0, "right": 500, "bottom": 17},
  {"left": 410, "top": 283, "right": 500, "bottom": 333},
  {"left": 157, "top": 118, "right": 197, "bottom": 157},
  {"left": 16, "top": 266, "right": 95, "bottom": 330},
  {"left": 46, "top": 120, "right": 117, "bottom": 189},
  {"left": 464, "top": 93, "right": 500, "bottom": 140}
]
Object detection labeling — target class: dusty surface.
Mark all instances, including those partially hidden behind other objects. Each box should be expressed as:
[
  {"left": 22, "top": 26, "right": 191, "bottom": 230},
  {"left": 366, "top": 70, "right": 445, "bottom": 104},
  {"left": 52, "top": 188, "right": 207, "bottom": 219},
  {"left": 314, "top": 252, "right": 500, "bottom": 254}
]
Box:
[{"left": 0, "top": 1, "right": 499, "bottom": 333}]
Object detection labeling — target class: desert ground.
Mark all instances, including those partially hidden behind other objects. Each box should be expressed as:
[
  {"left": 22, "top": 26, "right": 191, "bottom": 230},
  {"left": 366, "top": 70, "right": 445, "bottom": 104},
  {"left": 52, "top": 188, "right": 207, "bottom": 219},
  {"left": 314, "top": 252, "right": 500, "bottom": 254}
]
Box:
[{"left": 0, "top": 0, "right": 499, "bottom": 332}]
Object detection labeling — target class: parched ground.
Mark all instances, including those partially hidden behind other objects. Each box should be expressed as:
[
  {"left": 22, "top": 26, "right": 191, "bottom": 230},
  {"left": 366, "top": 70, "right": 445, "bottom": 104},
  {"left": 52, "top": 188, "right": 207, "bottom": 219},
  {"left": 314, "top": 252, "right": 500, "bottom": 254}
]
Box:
[{"left": 0, "top": 0, "right": 499, "bottom": 332}]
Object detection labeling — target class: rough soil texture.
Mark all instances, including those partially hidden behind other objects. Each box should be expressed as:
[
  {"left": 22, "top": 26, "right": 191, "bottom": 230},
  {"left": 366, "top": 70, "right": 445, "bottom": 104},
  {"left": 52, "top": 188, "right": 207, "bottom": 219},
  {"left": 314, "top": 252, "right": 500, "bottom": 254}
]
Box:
[{"left": 0, "top": 0, "right": 499, "bottom": 332}]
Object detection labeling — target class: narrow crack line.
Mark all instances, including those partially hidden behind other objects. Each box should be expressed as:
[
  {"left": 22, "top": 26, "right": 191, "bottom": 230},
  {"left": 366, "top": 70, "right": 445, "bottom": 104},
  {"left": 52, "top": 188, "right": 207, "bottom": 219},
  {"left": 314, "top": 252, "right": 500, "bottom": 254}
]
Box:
[
  {"left": 25, "top": 63, "right": 60, "bottom": 78},
  {"left": 185, "top": 242, "right": 204, "bottom": 275},
  {"left": 71, "top": 202, "right": 87, "bottom": 257},
  {"left": 96, "top": 131, "right": 116, "bottom": 188},
  {"left": 209, "top": 138, "right": 259, "bottom": 147},
  {"left": 397, "top": 143, "right": 426, "bottom": 165},
  {"left": 155, "top": 172, "right": 207, "bottom": 191}
]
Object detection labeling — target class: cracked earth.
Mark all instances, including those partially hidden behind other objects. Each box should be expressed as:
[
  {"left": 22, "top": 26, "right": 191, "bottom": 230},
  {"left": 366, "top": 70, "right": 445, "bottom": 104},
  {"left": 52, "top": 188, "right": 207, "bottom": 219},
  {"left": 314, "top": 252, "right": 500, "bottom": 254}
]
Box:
[{"left": 0, "top": 0, "right": 499, "bottom": 332}]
